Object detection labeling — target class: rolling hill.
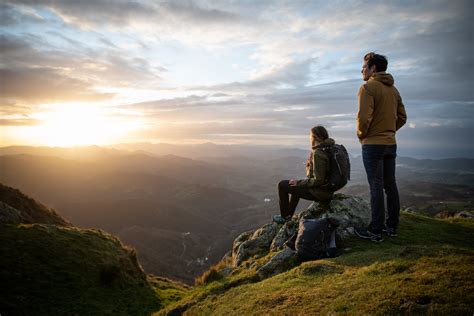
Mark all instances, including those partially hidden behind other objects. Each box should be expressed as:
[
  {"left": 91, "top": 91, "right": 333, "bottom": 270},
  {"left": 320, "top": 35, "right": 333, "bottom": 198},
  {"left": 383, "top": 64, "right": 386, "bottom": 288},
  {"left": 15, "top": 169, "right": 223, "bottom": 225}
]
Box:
[{"left": 0, "top": 183, "right": 186, "bottom": 315}]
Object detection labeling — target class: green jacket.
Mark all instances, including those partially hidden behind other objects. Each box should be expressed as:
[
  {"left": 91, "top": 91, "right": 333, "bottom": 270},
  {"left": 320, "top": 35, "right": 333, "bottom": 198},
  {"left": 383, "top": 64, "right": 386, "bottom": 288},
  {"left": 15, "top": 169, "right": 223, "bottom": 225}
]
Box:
[{"left": 295, "top": 138, "right": 335, "bottom": 201}]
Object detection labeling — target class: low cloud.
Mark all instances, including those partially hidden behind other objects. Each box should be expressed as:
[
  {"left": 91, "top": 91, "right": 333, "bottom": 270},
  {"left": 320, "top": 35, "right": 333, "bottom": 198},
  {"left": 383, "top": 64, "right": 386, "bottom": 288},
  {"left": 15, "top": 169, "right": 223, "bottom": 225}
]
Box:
[
  {"left": 190, "top": 58, "right": 317, "bottom": 93},
  {"left": 0, "top": 118, "right": 40, "bottom": 126},
  {"left": 0, "top": 3, "right": 44, "bottom": 26},
  {"left": 0, "top": 33, "right": 164, "bottom": 104},
  {"left": 0, "top": 67, "right": 113, "bottom": 103}
]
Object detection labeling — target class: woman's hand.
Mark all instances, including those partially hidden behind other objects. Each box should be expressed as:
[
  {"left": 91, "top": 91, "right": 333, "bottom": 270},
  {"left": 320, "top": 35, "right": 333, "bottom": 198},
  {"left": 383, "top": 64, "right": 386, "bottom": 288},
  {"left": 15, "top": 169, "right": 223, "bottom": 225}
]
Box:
[
  {"left": 306, "top": 152, "right": 312, "bottom": 167},
  {"left": 289, "top": 179, "right": 298, "bottom": 186}
]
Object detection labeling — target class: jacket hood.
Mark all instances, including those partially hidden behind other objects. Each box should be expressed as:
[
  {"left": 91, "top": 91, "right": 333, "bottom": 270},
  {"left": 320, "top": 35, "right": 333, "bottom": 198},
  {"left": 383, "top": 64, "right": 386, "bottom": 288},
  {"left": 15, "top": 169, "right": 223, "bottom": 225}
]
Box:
[
  {"left": 313, "top": 137, "right": 335, "bottom": 149},
  {"left": 371, "top": 72, "right": 394, "bottom": 86}
]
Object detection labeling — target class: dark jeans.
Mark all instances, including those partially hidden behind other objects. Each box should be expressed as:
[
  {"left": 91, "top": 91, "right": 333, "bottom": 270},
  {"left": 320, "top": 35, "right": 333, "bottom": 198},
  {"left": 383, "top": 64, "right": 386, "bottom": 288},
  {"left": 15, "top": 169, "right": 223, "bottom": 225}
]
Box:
[
  {"left": 278, "top": 180, "right": 316, "bottom": 218},
  {"left": 362, "top": 144, "right": 400, "bottom": 233}
]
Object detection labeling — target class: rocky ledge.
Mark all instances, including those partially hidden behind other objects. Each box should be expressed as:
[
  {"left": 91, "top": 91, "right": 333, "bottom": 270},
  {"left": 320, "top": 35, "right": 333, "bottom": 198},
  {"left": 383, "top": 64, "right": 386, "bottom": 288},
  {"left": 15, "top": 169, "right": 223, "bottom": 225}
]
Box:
[{"left": 231, "top": 194, "right": 370, "bottom": 278}]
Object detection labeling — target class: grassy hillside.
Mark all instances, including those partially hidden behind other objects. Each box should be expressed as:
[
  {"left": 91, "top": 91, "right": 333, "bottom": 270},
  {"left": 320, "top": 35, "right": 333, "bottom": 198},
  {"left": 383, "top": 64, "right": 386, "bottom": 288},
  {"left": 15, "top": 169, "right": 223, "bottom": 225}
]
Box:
[
  {"left": 159, "top": 213, "right": 474, "bottom": 315},
  {"left": 0, "top": 224, "right": 159, "bottom": 315},
  {"left": 0, "top": 184, "right": 187, "bottom": 315}
]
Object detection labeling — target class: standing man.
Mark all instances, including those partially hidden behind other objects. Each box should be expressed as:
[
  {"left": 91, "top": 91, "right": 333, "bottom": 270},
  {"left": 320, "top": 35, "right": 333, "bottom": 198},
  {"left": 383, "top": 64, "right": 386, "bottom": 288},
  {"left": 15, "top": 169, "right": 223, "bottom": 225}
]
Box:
[{"left": 355, "top": 52, "right": 407, "bottom": 242}]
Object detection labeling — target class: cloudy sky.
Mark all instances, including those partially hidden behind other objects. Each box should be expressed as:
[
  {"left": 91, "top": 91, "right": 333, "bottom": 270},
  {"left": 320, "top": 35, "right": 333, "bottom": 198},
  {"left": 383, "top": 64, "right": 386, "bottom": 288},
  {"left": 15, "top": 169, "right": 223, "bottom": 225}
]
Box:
[{"left": 1, "top": 0, "right": 473, "bottom": 158}]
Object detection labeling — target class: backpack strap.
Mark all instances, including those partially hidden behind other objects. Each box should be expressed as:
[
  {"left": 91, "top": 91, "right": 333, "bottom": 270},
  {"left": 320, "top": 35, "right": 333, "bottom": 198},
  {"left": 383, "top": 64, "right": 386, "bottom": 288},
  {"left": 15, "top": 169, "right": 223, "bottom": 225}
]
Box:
[{"left": 317, "top": 143, "right": 333, "bottom": 151}]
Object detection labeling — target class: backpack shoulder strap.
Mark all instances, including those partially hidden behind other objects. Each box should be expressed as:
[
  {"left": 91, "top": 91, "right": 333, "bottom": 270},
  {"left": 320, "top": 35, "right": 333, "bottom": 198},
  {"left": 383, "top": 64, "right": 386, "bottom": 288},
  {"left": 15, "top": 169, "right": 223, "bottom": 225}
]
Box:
[{"left": 317, "top": 143, "right": 333, "bottom": 152}]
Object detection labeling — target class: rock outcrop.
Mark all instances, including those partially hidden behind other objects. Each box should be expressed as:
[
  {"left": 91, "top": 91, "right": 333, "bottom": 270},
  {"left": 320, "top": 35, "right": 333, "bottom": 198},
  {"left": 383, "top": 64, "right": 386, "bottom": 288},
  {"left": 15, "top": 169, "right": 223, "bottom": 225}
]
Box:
[
  {"left": 256, "top": 247, "right": 297, "bottom": 278},
  {"left": 232, "top": 223, "right": 280, "bottom": 267},
  {"left": 231, "top": 194, "right": 370, "bottom": 277}
]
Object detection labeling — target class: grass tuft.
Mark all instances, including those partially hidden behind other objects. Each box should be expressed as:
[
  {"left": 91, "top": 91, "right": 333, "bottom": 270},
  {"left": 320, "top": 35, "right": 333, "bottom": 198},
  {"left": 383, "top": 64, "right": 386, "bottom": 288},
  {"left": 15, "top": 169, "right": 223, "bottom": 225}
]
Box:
[{"left": 195, "top": 267, "right": 223, "bottom": 285}]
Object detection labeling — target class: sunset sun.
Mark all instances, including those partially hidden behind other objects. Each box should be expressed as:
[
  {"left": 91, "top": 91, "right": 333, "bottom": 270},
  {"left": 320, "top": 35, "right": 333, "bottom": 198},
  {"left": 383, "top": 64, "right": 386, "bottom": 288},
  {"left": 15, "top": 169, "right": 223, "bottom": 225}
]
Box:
[{"left": 33, "top": 104, "right": 135, "bottom": 147}]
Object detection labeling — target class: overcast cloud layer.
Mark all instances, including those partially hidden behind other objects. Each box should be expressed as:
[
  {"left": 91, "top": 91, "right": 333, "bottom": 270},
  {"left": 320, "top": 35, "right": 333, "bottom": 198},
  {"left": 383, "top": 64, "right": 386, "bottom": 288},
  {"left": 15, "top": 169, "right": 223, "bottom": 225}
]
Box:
[{"left": 1, "top": 0, "right": 473, "bottom": 158}]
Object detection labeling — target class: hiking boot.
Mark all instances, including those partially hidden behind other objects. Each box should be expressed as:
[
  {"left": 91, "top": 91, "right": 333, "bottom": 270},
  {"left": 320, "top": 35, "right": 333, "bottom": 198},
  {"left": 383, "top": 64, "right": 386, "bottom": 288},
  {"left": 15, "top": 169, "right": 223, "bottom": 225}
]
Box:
[
  {"left": 382, "top": 227, "right": 398, "bottom": 237},
  {"left": 355, "top": 228, "right": 384, "bottom": 243},
  {"left": 272, "top": 215, "right": 290, "bottom": 224}
]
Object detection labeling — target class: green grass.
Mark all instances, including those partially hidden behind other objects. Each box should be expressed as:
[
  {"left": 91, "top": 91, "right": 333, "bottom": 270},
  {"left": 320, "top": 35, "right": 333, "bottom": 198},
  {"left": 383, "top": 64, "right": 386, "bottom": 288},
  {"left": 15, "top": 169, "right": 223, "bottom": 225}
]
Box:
[
  {"left": 148, "top": 275, "right": 190, "bottom": 307},
  {"left": 0, "top": 224, "right": 184, "bottom": 315},
  {"left": 159, "top": 213, "right": 474, "bottom": 315},
  {"left": 2, "top": 210, "right": 473, "bottom": 315}
]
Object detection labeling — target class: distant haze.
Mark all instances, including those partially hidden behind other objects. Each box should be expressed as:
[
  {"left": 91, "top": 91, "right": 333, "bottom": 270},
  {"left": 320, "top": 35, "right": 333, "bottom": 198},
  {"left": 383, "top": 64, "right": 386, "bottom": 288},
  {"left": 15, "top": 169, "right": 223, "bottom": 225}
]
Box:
[{"left": 0, "top": 1, "right": 473, "bottom": 158}]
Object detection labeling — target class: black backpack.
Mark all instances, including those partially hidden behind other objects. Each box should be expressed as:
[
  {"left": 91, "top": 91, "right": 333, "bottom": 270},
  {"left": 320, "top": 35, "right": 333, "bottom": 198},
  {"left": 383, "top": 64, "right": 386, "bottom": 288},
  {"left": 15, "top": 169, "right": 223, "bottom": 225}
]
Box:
[
  {"left": 320, "top": 144, "right": 350, "bottom": 191},
  {"left": 294, "top": 218, "right": 339, "bottom": 261}
]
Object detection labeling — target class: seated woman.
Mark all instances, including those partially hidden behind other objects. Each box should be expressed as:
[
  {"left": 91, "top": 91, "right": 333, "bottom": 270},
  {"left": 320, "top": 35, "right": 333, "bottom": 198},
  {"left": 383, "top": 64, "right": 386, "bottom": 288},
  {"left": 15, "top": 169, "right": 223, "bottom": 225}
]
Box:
[{"left": 273, "top": 125, "right": 335, "bottom": 224}]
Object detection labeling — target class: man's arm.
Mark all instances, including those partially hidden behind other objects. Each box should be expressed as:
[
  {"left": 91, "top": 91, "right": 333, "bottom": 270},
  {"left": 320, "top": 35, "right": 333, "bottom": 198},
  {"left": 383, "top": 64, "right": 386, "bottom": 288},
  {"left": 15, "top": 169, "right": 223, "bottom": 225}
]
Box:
[
  {"left": 356, "top": 84, "right": 374, "bottom": 141},
  {"left": 396, "top": 91, "right": 407, "bottom": 130}
]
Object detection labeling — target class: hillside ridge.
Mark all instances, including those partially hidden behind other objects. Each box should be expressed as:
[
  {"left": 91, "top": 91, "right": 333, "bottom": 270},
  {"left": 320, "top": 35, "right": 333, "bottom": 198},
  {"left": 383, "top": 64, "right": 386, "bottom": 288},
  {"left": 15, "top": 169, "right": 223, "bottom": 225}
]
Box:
[{"left": 0, "top": 184, "right": 186, "bottom": 315}]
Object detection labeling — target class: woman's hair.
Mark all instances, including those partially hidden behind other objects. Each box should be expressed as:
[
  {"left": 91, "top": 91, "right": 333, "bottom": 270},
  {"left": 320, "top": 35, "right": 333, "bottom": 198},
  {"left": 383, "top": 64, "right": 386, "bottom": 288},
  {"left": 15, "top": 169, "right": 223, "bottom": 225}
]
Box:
[{"left": 311, "top": 125, "right": 329, "bottom": 141}]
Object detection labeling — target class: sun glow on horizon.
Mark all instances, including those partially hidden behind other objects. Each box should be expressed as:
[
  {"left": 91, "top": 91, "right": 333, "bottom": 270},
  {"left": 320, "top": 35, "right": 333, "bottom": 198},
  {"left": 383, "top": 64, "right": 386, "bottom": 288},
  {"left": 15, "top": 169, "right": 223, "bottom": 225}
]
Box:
[{"left": 21, "top": 103, "right": 143, "bottom": 147}]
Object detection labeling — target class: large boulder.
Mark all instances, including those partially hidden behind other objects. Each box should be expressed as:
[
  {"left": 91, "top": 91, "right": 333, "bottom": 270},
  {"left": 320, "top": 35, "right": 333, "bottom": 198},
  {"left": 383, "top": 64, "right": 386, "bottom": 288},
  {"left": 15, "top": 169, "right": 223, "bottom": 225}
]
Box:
[
  {"left": 257, "top": 248, "right": 297, "bottom": 278},
  {"left": 232, "top": 223, "right": 280, "bottom": 267},
  {"left": 232, "top": 194, "right": 370, "bottom": 274},
  {"left": 270, "top": 220, "right": 298, "bottom": 252},
  {"left": 268, "top": 194, "right": 370, "bottom": 252},
  {"left": 300, "top": 193, "right": 371, "bottom": 239}
]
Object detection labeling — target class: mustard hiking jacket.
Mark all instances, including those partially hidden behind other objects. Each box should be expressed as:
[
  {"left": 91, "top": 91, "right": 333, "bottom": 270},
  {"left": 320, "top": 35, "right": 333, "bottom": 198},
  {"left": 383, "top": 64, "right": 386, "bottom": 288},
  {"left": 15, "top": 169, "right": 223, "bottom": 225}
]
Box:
[{"left": 357, "top": 72, "right": 407, "bottom": 145}]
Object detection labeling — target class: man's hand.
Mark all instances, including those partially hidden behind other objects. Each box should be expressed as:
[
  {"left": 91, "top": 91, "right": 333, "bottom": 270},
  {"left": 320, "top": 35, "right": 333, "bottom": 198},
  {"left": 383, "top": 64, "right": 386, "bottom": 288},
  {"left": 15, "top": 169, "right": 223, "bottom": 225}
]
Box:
[{"left": 289, "top": 179, "right": 298, "bottom": 186}]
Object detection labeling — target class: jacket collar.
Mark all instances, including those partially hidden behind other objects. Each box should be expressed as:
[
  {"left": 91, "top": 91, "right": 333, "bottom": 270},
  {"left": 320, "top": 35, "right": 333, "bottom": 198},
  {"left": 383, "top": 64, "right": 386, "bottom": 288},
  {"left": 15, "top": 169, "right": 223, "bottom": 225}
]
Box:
[{"left": 313, "top": 137, "right": 335, "bottom": 150}]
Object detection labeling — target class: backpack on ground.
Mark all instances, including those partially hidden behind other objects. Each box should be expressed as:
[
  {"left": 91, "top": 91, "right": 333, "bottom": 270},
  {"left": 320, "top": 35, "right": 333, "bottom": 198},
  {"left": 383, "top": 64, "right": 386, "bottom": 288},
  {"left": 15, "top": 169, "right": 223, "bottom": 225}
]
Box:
[
  {"left": 294, "top": 217, "right": 339, "bottom": 261},
  {"left": 320, "top": 144, "right": 350, "bottom": 191}
]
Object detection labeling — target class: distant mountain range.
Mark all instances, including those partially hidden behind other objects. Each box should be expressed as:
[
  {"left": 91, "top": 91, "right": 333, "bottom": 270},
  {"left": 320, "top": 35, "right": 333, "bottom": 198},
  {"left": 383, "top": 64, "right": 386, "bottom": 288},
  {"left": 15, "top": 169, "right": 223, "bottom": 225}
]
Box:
[{"left": 2, "top": 143, "right": 473, "bottom": 172}]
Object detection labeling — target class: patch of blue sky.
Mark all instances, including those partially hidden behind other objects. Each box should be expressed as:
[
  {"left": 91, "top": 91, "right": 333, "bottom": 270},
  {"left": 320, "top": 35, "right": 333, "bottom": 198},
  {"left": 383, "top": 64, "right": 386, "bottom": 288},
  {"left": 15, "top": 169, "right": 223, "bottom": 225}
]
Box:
[
  {"left": 5, "top": 7, "right": 93, "bottom": 54},
  {"left": 152, "top": 41, "right": 260, "bottom": 86},
  {"left": 7, "top": 5, "right": 60, "bottom": 32},
  {"left": 307, "top": 51, "right": 358, "bottom": 85}
]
